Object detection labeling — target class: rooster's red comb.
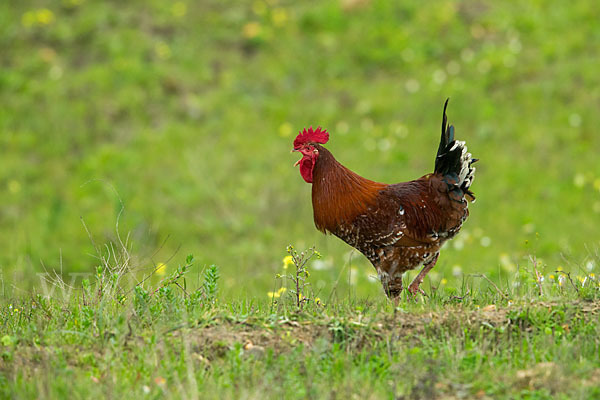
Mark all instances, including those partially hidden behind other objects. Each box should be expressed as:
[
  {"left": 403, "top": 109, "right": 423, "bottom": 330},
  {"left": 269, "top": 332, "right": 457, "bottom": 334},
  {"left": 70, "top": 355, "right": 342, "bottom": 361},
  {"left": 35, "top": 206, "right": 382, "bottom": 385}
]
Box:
[{"left": 293, "top": 126, "right": 329, "bottom": 149}]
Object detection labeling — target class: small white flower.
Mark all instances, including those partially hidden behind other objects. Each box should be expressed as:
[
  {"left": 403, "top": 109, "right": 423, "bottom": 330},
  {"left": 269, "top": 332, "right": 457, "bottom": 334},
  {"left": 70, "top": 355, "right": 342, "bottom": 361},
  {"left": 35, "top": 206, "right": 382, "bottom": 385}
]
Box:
[
  {"left": 452, "top": 265, "right": 462, "bottom": 277},
  {"left": 477, "top": 59, "right": 491, "bottom": 74},
  {"left": 509, "top": 37, "right": 522, "bottom": 53},
  {"left": 586, "top": 261, "right": 595, "bottom": 271},
  {"left": 461, "top": 48, "right": 474, "bottom": 62},
  {"left": 569, "top": 113, "right": 582, "bottom": 128},
  {"left": 446, "top": 61, "right": 461, "bottom": 75},
  {"left": 432, "top": 69, "right": 447, "bottom": 85},
  {"left": 405, "top": 79, "right": 420, "bottom": 93},
  {"left": 573, "top": 173, "right": 585, "bottom": 188},
  {"left": 453, "top": 239, "right": 464, "bottom": 251}
]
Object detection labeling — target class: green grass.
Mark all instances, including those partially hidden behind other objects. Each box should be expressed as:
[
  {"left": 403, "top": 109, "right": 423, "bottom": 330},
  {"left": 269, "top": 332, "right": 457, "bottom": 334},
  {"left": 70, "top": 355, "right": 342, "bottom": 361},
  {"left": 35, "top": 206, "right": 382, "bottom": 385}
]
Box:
[
  {"left": 2, "top": 252, "right": 600, "bottom": 399},
  {"left": 1, "top": 0, "right": 600, "bottom": 397}
]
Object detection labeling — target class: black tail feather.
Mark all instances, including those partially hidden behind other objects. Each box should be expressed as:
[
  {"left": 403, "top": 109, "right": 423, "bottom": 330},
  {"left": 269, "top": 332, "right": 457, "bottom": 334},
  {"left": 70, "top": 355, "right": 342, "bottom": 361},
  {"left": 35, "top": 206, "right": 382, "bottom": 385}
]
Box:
[
  {"left": 436, "top": 98, "right": 453, "bottom": 163},
  {"left": 434, "top": 98, "right": 460, "bottom": 176},
  {"left": 433, "top": 99, "right": 477, "bottom": 200}
]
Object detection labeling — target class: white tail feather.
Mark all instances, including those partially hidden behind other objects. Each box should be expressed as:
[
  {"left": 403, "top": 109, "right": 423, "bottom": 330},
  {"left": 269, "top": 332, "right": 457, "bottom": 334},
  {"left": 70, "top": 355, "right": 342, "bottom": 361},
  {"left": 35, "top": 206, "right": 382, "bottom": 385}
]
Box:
[{"left": 456, "top": 142, "right": 475, "bottom": 190}]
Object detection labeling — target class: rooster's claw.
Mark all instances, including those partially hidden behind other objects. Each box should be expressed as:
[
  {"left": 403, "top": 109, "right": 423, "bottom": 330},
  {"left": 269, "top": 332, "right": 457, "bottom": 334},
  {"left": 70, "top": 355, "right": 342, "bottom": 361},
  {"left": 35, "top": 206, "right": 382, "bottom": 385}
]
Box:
[{"left": 407, "top": 284, "right": 427, "bottom": 298}]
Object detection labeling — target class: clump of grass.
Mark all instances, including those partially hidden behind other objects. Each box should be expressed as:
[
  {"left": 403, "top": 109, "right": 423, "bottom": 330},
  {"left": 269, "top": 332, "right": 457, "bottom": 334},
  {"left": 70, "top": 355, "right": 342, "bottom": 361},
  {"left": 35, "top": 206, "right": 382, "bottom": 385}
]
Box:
[
  {"left": 202, "top": 264, "right": 220, "bottom": 305},
  {"left": 132, "top": 255, "right": 223, "bottom": 326}
]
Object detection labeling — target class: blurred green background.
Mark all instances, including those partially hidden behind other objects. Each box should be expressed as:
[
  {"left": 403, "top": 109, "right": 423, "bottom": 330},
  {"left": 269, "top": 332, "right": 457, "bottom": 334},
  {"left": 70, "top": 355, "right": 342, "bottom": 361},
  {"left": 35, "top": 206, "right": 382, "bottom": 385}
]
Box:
[{"left": 1, "top": 0, "right": 599, "bottom": 298}]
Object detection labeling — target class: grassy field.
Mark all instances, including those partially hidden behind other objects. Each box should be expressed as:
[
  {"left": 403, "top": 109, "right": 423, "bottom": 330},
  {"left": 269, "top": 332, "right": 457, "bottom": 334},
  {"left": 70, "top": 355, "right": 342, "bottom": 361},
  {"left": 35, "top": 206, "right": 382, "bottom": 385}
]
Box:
[
  {"left": 2, "top": 254, "right": 600, "bottom": 399},
  {"left": 1, "top": 0, "right": 600, "bottom": 398}
]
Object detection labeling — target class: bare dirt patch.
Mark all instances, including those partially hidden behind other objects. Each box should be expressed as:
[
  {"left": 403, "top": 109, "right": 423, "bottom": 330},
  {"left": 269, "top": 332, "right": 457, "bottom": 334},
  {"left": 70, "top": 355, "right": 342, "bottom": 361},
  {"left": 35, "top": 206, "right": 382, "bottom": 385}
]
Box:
[{"left": 173, "top": 300, "right": 600, "bottom": 358}]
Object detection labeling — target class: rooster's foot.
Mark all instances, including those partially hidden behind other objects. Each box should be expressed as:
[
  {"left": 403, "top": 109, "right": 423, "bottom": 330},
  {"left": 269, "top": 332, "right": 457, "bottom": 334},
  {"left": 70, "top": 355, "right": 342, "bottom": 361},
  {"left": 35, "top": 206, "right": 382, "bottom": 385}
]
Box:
[{"left": 406, "top": 283, "right": 427, "bottom": 297}]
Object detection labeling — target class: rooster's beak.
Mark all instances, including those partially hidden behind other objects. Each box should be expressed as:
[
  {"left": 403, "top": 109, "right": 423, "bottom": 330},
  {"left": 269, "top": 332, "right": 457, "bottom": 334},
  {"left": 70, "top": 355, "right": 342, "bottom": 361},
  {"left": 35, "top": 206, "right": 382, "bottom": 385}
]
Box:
[{"left": 292, "top": 148, "right": 301, "bottom": 167}]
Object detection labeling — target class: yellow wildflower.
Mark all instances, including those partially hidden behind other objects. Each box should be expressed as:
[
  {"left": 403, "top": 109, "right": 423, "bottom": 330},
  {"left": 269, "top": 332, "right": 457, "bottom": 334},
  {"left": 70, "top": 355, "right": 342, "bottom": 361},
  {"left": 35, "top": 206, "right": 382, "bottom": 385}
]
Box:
[
  {"left": 549, "top": 274, "right": 555, "bottom": 280},
  {"left": 440, "top": 278, "right": 448, "bottom": 285},
  {"left": 154, "top": 42, "right": 171, "bottom": 60},
  {"left": 23, "top": 9, "right": 55, "bottom": 27},
  {"left": 63, "top": 0, "right": 84, "bottom": 7},
  {"left": 556, "top": 266, "right": 563, "bottom": 272},
  {"left": 282, "top": 255, "right": 294, "bottom": 270},
  {"left": 21, "top": 11, "right": 36, "bottom": 27},
  {"left": 172, "top": 2, "right": 187, "bottom": 17},
  {"left": 278, "top": 122, "right": 293, "bottom": 137},
  {"left": 315, "top": 297, "right": 322, "bottom": 305},
  {"left": 36, "top": 9, "right": 55, "bottom": 24},
  {"left": 8, "top": 180, "right": 21, "bottom": 194},
  {"left": 268, "top": 287, "right": 287, "bottom": 298},
  {"left": 272, "top": 8, "right": 288, "bottom": 27},
  {"left": 252, "top": 1, "right": 267, "bottom": 15},
  {"left": 242, "top": 22, "right": 261, "bottom": 39},
  {"left": 155, "top": 263, "right": 167, "bottom": 276}
]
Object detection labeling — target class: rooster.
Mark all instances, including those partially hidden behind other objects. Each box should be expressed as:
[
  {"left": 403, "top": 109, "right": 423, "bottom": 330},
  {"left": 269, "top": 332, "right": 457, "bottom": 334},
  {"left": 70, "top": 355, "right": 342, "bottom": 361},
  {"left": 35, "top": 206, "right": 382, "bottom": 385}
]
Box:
[{"left": 292, "top": 99, "right": 476, "bottom": 299}]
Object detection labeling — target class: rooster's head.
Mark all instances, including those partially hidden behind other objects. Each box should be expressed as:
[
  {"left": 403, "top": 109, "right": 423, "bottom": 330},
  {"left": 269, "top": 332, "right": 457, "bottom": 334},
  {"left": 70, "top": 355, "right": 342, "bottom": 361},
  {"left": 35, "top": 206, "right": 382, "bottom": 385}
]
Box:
[{"left": 292, "top": 126, "right": 329, "bottom": 183}]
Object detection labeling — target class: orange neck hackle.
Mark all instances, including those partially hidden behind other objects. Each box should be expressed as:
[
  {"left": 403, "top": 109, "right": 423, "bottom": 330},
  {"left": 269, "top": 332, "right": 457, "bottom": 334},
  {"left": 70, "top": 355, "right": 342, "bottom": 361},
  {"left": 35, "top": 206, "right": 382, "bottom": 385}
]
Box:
[{"left": 310, "top": 145, "right": 387, "bottom": 233}]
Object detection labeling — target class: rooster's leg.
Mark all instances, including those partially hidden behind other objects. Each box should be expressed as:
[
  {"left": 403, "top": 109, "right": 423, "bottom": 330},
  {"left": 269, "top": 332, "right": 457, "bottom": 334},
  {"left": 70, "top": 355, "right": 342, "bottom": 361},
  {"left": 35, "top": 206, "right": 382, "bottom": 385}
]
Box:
[{"left": 407, "top": 253, "right": 439, "bottom": 296}]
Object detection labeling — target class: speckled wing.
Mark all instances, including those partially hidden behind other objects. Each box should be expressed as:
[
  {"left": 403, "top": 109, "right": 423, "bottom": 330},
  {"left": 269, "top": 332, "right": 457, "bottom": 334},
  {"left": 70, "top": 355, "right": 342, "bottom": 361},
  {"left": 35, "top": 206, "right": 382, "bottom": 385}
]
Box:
[{"left": 331, "top": 175, "right": 468, "bottom": 268}]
